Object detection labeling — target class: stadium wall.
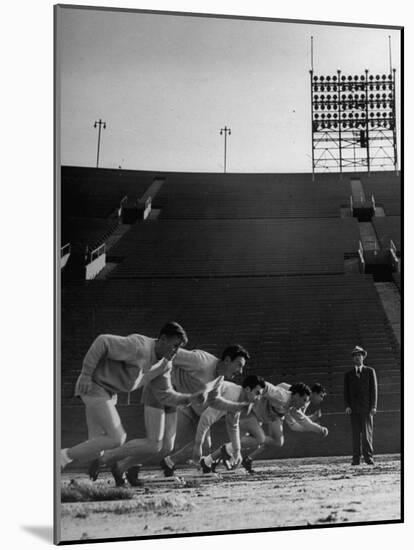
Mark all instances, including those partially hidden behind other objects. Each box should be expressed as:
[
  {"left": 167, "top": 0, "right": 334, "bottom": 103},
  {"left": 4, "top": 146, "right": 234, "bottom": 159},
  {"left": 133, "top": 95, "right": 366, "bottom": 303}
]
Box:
[{"left": 61, "top": 404, "right": 400, "bottom": 464}]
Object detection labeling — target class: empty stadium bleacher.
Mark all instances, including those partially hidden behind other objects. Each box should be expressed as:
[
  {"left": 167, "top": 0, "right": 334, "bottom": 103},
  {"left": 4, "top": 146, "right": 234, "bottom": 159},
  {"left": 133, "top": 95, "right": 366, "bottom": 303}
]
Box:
[
  {"left": 106, "top": 218, "right": 360, "bottom": 278},
  {"left": 61, "top": 168, "right": 400, "bottom": 219},
  {"left": 362, "top": 173, "right": 401, "bottom": 216},
  {"left": 61, "top": 166, "right": 153, "bottom": 218},
  {"left": 373, "top": 216, "right": 401, "bottom": 253},
  {"left": 392, "top": 272, "right": 401, "bottom": 292},
  {"left": 60, "top": 167, "right": 401, "bottom": 457},
  {"left": 154, "top": 176, "right": 351, "bottom": 219},
  {"left": 61, "top": 166, "right": 155, "bottom": 197},
  {"left": 61, "top": 274, "right": 400, "bottom": 407},
  {"left": 61, "top": 217, "right": 119, "bottom": 252}
]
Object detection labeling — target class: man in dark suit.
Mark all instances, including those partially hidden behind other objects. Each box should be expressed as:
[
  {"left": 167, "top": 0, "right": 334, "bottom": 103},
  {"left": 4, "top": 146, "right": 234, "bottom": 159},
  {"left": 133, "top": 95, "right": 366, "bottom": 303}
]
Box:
[{"left": 344, "top": 346, "right": 378, "bottom": 465}]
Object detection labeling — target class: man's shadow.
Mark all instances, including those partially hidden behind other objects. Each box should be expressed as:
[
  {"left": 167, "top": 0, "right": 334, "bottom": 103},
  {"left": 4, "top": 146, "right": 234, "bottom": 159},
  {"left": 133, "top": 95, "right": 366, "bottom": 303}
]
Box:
[{"left": 21, "top": 526, "right": 53, "bottom": 543}]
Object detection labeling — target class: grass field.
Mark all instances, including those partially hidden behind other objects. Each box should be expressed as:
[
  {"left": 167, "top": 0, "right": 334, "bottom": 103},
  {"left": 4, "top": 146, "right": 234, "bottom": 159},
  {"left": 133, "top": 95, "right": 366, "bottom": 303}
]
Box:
[{"left": 59, "top": 454, "right": 401, "bottom": 543}]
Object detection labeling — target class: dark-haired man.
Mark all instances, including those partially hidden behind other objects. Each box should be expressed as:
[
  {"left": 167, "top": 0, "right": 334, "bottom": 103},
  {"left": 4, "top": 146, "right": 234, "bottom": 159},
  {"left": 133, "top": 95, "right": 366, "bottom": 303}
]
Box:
[
  {"left": 303, "top": 383, "right": 327, "bottom": 422},
  {"left": 344, "top": 346, "right": 377, "bottom": 466},
  {"left": 196, "top": 375, "right": 266, "bottom": 472},
  {"left": 210, "top": 382, "right": 328, "bottom": 473},
  {"left": 60, "top": 322, "right": 188, "bottom": 471},
  {"left": 159, "top": 344, "right": 251, "bottom": 476}
]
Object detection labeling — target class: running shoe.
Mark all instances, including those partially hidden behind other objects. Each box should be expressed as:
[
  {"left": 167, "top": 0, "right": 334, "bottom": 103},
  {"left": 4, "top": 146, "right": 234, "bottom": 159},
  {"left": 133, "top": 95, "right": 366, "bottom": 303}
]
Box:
[
  {"left": 220, "top": 445, "right": 233, "bottom": 471},
  {"left": 110, "top": 462, "right": 127, "bottom": 487},
  {"left": 160, "top": 457, "right": 175, "bottom": 477},
  {"left": 125, "top": 465, "right": 142, "bottom": 487},
  {"left": 88, "top": 458, "right": 102, "bottom": 481},
  {"left": 242, "top": 455, "right": 255, "bottom": 474}
]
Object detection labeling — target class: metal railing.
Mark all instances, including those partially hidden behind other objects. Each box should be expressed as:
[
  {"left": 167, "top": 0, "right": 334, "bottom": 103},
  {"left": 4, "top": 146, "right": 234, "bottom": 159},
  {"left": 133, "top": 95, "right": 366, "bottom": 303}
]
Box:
[
  {"left": 358, "top": 240, "right": 365, "bottom": 273},
  {"left": 142, "top": 196, "right": 152, "bottom": 220},
  {"left": 389, "top": 239, "right": 400, "bottom": 273},
  {"left": 61, "top": 243, "right": 71, "bottom": 257},
  {"left": 118, "top": 195, "right": 152, "bottom": 221},
  {"left": 89, "top": 243, "right": 106, "bottom": 263},
  {"left": 121, "top": 195, "right": 146, "bottom": 208},
  {"left": 118, "top": 195, "right": 128, "bottom": 217}
]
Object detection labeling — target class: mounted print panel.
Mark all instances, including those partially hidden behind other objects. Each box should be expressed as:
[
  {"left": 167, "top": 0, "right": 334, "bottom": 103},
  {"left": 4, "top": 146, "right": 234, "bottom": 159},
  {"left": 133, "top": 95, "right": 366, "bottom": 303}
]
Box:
[{"left": 54, "top": 4, "right": 402, "bottom": 545}]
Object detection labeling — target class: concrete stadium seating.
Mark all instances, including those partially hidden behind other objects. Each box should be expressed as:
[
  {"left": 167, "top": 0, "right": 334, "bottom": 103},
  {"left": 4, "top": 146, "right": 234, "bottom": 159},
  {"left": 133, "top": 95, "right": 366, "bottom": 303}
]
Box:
[
  {"left": 372, "top": 216, "right": 401, "bottom": 253},
  {"left": 155, "top": 176, "right": 350, "bottom": 219},
  {"left": 61, "top": 217, "right": 119, "bottom": 251},
  {"left": 392, "top": 273, "right": 401, "bottom": 292},
  {"left": 61, "top": 166, "right": 154, "bottom": 197},
  {"left": 362, "top": 173, "right": 401, "bottom": 215},
  {"left": 61, "top": 275, "right": 400, "bottom": 411},
  {"left": 61, "top": 166, "right": 152, "bottom": 218},
  {"left": 60, "top": 167, "right": 401, "bottom": 457},
  {"left": 106, "top": 218, "right": 360, "bottom": 278}
]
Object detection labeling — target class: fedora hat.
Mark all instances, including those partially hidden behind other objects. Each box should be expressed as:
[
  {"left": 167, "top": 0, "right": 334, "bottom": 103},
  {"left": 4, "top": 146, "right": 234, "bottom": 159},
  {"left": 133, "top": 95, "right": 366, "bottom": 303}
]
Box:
[{"left": 351, "top": 345, "right": 367, "bottom": 358}]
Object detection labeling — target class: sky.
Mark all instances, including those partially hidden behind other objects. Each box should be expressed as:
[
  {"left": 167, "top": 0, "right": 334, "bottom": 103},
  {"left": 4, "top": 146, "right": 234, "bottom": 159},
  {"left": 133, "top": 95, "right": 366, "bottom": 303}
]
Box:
[{"left": 57, "top": 8, "right": 401, "bottom": 173}]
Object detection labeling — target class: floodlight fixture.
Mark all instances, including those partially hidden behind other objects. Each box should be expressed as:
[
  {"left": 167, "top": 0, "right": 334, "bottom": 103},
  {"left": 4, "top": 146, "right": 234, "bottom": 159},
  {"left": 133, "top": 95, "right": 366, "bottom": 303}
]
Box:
[{"left": 310, "top": 67, "right": 397, "bottom": 173}]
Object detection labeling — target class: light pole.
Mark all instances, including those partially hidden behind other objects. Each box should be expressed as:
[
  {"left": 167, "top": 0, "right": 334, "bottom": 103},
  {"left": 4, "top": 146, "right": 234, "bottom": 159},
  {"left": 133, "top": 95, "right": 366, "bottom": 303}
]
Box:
[
  {"left": 94, "top": 119, "right": 106, "bottom": 168},
  {"left": 220, "top": 125, "right": 231, "bottom": 173}
]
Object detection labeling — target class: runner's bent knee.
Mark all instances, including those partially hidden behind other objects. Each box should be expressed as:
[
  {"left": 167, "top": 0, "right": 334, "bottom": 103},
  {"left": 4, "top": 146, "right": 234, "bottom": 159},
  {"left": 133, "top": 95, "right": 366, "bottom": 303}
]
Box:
[
  {"left": 147, "top": 439, "right": 163, "bottom": 453},
  {"left": 255, "top": 432, "right": 266, "bottom": 445},
  {"left": 270, "top": 436, "right": 284, "bottom": 448},
  {"left": 106, "top": 427, "right": 127, "bottom": 448}
]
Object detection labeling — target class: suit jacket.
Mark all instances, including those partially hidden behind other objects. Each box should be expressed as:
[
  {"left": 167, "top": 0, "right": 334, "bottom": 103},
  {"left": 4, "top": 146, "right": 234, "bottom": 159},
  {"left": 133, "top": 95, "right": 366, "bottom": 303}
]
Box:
[{"left": 344, "top": 365, "right": 378, "bottom": 414}]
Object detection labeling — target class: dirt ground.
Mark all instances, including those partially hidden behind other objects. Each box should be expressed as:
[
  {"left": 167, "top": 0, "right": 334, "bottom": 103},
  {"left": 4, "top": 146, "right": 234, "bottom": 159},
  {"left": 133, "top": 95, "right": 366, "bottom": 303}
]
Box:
[{"left": 59, "top": 454, "right": 401, "bottom": 543}]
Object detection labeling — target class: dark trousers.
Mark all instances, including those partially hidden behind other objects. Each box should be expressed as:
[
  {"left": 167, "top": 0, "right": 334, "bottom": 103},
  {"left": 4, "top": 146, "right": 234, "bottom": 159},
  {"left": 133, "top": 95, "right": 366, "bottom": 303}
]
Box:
[{"left": 350, "top": 413, "right": 374, "bottom": 462}]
